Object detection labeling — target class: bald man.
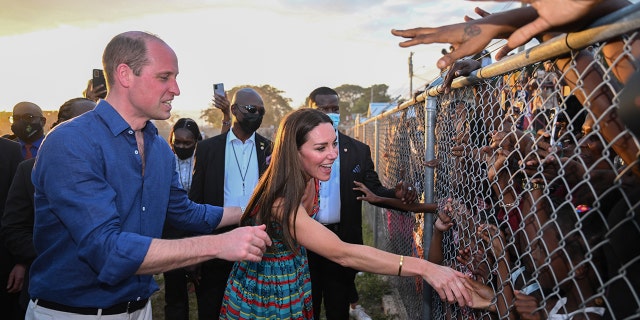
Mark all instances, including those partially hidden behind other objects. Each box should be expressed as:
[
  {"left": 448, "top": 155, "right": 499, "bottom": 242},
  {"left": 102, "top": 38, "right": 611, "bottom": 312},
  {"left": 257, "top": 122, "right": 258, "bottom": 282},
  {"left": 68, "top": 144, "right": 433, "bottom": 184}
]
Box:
[{"left": 8, "top": 102, "right": 46, "bottom": 159}]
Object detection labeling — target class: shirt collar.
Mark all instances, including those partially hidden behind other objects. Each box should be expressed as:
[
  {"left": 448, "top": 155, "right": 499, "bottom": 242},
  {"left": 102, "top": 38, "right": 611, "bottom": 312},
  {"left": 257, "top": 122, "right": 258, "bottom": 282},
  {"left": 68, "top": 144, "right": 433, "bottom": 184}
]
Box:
[
  {"left": 19, "top": 135, "right": 44, "bottom": 148},
  {"left": 227, "top": 129, "right": 256, "bottom": 145},
  {"left": 95, "top": 100, "right": 158, "bottom": 137}
]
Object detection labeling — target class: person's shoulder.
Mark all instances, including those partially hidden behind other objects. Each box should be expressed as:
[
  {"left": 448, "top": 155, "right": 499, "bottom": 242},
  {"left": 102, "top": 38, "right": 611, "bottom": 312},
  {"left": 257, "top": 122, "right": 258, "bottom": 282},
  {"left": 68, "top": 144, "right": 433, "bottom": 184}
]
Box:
[
  {"left": 340, "top": 132, "right": 366, "bottom": 148},
  {"left": 255, "top": 133, "right": 273, "bottom": 146},
  {"left": 0, "top": 137, "right": 20, "bottom": 149},
  {"left": 200, "top": 132, "right": 227, "bottom": 145},
  {"left": 18, "top": 157, "right": 36, "bottom": 170},
  {"left": 196, "top": 132, "right": 227, "bottom": 153}
]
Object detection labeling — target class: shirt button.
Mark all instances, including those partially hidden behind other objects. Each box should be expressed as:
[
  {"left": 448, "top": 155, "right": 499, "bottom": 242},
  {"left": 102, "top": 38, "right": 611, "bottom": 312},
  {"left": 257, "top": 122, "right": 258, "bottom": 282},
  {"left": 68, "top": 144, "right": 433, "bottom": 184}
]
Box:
[
  {"left": 128, "top": 130, "right": 134, "bottom": 134},
  {"left": 142, "top": 206, "right": 146, "bottom": 212},
  {"left": 135, "top": 150, "right": 139, "bottom": 155}
]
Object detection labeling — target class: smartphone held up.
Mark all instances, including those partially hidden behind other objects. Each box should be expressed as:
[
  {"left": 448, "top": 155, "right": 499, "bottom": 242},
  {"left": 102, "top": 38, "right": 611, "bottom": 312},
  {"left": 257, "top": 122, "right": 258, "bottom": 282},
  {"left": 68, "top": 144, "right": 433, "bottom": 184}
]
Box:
[
  {"left": 92, "top": 69, "right": 107, "bottom": 99},
  {"left": 213, "top": 83, "right": 225, "bottom": 97}
]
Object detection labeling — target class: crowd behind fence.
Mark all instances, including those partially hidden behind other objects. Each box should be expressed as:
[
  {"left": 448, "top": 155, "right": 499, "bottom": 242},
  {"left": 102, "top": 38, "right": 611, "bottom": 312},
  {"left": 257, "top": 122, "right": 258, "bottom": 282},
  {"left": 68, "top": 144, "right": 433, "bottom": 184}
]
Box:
[{"left": 348, "top": 5, "right": 640, "bottom": 320}]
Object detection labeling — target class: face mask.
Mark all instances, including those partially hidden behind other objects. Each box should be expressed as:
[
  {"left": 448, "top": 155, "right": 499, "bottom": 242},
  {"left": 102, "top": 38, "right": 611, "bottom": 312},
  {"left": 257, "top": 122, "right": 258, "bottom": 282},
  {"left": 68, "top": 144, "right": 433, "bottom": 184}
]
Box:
[
  {"left": 238, "top": 113, "right": 263, "bottom": 133},
  {"left": 11, "top": 121, "right": 43, "bottom": 143},
  {"left": 327, "top": 112, "right": 340, "bottom": 130},
  {"left": 174, "top": 146, "right": 195, "bottom": 160}
]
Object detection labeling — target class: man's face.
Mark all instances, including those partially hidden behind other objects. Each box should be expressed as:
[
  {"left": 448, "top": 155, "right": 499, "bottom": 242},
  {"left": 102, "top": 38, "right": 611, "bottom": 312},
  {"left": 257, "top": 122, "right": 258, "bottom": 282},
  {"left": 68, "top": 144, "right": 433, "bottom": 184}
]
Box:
[
  {"left": 129, "top": 40, "right": 180, "bottom": 121},
  {"left": 11, "top": 102, "right": 46, "bottom": 141},
  {"left": 311, "top": 94, "right": 340, "bottom": 114}
]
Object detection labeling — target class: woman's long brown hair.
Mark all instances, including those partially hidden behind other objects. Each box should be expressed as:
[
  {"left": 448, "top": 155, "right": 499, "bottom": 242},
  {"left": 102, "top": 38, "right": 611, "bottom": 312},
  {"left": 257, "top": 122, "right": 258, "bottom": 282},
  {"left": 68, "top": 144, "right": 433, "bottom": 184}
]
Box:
[{"left": 240, "top": 108, "right": 332, "bottom": 253}]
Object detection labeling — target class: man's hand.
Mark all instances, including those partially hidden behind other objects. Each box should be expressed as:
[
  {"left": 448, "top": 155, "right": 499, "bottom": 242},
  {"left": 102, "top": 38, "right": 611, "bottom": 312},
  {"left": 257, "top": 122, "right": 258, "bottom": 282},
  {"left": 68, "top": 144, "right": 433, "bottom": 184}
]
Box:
[
  {"left": 6, "top": 263, "right": 26, "bottom": 293},
  {"left": 216, "top": 225, "right": 272, "bottom": 262},
  {"left": 213, "top": 93, "right": 231, "bottom": 119}
]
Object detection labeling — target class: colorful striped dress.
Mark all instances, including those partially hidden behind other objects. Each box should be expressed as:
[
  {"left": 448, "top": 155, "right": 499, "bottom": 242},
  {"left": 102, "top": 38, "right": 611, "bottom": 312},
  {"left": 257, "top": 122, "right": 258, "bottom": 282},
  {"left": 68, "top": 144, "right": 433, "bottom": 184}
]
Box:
[{"left": 219, "top": 181, "right": 319, "bottom": 319}]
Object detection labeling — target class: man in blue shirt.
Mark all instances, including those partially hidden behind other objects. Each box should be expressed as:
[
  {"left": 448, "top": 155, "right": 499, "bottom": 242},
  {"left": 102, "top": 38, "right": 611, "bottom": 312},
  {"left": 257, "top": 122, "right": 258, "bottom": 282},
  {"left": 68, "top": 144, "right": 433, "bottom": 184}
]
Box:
[{"left": 26, "top": 31, "right": 271, "bottom": 320}]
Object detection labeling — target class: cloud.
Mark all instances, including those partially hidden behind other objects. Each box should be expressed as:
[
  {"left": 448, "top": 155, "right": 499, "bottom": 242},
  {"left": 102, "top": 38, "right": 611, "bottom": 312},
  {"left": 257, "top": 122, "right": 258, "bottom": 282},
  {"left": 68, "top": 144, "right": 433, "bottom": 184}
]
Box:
[
  {"left": 276, "top": 0, "right": 386, "bottom": 14},
  {"left": 0, "top": 0, "right": 229, "bottom": 36}
]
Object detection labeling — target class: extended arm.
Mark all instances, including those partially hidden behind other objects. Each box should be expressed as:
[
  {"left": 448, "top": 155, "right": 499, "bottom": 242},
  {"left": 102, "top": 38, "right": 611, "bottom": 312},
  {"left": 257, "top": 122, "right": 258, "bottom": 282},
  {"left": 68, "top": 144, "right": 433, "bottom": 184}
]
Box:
[
  {"left": 137, "top": 224, "right": 271, "bottom": 274},
  {"left": 294, "top": 206, "right": 472, "bottom": 307},
  {"left": 353, "top": 181, "right": 436, "bottom": 213}
]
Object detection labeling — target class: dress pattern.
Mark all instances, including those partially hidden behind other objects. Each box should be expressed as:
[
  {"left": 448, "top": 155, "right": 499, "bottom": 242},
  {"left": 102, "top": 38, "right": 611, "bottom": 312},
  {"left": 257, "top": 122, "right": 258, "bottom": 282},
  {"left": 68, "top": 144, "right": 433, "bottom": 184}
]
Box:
[{"left": 219, "top": 180, "right": 319, "bottom": 319}]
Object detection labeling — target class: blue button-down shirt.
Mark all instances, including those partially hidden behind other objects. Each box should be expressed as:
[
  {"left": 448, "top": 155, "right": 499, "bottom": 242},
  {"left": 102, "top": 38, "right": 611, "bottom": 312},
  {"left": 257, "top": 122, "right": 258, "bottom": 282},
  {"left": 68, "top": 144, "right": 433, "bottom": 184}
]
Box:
[{"left": 30, "top": 101, "right": 222, "bottom": 308}]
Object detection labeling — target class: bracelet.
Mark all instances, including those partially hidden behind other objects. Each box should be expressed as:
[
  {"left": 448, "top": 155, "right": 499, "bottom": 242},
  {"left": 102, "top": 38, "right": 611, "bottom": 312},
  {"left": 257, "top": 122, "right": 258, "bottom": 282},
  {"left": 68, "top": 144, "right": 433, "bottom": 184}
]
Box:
[
  {"left": 397, "top": 255, "right": 404, "bottom": 276},
  {"left": 222, "top": 120, "right": 231, "bottom": 126}
]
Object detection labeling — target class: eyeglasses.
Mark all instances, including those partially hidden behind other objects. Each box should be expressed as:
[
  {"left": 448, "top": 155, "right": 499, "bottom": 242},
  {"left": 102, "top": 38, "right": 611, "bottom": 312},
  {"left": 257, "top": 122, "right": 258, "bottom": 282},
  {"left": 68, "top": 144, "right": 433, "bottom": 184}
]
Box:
[
  {"left": 9, "top": 114, "right": 44, "bottom": 124},
  {"left": 234, "top": 104, "right": 265, "bottom": 116}
]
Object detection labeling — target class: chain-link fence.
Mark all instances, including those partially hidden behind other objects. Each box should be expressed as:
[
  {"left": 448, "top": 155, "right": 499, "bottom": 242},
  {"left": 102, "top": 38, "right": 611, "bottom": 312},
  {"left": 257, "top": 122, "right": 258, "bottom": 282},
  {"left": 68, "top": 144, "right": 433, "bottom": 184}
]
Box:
[{"left": 349, "top": 5, "right": 640, "bottom": 320}]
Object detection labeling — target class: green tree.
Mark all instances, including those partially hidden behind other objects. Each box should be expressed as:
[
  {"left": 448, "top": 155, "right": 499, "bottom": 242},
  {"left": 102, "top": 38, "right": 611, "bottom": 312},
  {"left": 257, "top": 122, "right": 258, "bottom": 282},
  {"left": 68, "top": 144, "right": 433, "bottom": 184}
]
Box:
[
  {"left": 200, "top": 84, "right": 293, "bottom": 130},
  {"left": 334, "top": 84, "right": 393, "bottom": 123}
]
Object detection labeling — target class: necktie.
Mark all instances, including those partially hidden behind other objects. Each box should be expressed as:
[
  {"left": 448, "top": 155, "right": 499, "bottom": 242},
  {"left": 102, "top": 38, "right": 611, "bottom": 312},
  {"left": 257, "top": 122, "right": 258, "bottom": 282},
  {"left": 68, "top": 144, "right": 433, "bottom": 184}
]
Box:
[{"left": 24, "top": 143, "right": 33, "bottom": 159}]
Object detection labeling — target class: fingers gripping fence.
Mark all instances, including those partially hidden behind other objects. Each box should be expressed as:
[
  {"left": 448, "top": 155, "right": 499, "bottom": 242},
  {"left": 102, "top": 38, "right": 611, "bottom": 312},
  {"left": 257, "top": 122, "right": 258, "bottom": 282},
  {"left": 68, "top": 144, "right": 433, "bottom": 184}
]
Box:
[{"left": 349, "top": 6, "right": 640, "bottom": 320}]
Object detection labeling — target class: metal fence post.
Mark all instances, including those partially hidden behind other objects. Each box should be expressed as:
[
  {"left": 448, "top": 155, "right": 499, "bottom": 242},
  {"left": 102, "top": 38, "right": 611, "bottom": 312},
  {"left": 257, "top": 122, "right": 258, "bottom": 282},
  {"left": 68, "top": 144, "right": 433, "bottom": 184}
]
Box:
[{"left": 422, "top": 96, "right": 438, "bottom": 319}]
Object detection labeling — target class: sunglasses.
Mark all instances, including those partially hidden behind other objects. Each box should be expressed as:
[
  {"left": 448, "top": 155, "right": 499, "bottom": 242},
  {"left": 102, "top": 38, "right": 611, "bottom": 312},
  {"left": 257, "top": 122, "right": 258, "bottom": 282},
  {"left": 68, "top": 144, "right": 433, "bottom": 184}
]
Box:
[
  {"left": 9, "top": 114, "right": 44, "bottom": 123},
  {"left": 235, "top": 104, "right": 264, "bottom": 115}
]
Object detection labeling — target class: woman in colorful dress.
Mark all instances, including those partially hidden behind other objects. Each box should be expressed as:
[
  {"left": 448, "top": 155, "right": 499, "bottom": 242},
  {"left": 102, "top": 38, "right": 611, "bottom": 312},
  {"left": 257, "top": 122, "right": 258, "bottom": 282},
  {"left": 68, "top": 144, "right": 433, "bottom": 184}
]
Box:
[{"left": 220, "top": 108, "right": 473, "bottom": 319}]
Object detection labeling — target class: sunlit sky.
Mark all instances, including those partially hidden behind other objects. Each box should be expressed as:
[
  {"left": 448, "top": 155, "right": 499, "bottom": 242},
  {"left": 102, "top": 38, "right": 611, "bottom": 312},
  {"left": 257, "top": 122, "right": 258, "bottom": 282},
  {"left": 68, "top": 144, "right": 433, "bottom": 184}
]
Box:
[{"left": 0, "top": 0, "right": 518, "bottom": 115}]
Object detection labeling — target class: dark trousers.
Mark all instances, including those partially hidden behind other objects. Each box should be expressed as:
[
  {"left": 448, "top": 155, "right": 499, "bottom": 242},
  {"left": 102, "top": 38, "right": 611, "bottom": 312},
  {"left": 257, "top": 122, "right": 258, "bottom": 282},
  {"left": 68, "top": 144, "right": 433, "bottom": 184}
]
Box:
[
  {"left": 163, "top": 268, "right": 189, "bottom": 320},
  {"left": 194, "top": 258, "right": 234, "bottom": 320},
  {"left": 308, "top": 250, "right": 356, "bottom": 320}
]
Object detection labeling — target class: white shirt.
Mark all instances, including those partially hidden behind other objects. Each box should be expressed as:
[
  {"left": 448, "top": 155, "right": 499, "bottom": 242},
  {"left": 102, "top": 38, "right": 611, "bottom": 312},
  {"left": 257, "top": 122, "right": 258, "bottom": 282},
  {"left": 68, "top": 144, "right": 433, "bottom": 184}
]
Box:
[
  {"left": 224, "top": 130, "right": 259, "bottom": 207},
  {"left": 315, "top": 132, "right": 341, "bottom": 224},
  {"left": 174, "top": 155, "right": 195, "bottom": 193}
]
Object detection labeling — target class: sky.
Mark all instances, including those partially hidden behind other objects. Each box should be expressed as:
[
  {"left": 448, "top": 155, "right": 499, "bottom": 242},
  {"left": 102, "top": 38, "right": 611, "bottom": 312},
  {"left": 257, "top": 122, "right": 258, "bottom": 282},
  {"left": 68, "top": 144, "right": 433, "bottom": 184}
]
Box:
[{"left": 0, "top": 0, "right": 517, "bottom": 117}]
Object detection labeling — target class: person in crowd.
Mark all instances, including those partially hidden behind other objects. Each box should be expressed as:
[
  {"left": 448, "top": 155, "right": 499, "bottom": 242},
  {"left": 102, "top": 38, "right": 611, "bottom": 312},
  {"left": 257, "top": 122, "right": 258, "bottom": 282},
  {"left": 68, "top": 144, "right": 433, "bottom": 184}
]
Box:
[
  {"left": 306, "top": 86, "right": 418, "bottom": 320},
  {"left": 25, "top": 31, "right": 271, "bottom": 320},
  {"left": 0, "top": 137, "right": 23, "bottom": 320},
  {"left": 1, "top": 97, "right": 96, "bottom": 319},
  {"left": 161, "top": 117, "right": 202, "bottom": 320},
  {"left": 189, "top": 87, "right": 272, "bottom": 320},
  {"left": 219, "top": 108, "right": 473, "bottom": 319},
  {"left": 5, "top": 102, "right": 46, "bottom": 159}
]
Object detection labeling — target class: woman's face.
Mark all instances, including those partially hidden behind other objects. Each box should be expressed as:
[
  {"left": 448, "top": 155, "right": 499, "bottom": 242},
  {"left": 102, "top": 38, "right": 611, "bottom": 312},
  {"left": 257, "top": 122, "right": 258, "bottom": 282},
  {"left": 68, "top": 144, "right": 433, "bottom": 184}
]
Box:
[
  {"left": 171, "top": 128, "right": 196, "bottom": 149},
  {"left": 298, "top": 122, "right": 338, "bottom": 181}
]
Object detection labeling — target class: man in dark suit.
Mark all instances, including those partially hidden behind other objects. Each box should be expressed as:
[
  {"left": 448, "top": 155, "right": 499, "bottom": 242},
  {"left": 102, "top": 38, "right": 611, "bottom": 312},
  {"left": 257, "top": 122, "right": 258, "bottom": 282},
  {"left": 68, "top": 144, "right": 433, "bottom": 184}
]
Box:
[
  {"left": 0, "top": 137, "right": 24, "bottom": 320},
  {"left": 307, "top": 87, "right": 417, "bottom": 320},
  {"left": 1, "top": 98, "right": 95, "bottom": 319},
  {"left": 189, "top": 87, "right": 272, "bottom": 320}
]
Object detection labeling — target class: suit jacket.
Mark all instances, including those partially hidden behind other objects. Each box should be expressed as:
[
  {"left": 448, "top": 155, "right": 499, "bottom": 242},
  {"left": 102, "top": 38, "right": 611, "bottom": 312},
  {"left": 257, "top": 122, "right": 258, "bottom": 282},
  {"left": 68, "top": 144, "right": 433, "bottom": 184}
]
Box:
[
  {"left": 1, "top": 158, "right": 36, "bottom": 263},
  {"left": 336, "top": 132, "right": 395, "bottom": 245},
  {"left": 0, "top": 137, "right": 24, "bottom": 305},
  {"left": 189, "top": 131, "right": 272, "bottom": 233},
  {"left": 0, "top": 138, "right": 23, "bottom": 217}
]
